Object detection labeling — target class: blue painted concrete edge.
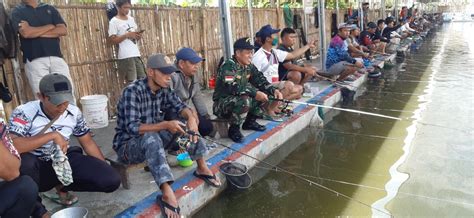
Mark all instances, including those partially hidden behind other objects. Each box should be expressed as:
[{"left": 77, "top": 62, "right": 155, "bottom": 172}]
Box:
[{"left": 115, "top": 84, "right": 338, "bottom": 218}]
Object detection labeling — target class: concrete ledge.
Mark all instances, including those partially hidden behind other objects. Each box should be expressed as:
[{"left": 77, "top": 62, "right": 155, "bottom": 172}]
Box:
[{"left": 115, "top": 72, "right": 369, "bottom": 217}]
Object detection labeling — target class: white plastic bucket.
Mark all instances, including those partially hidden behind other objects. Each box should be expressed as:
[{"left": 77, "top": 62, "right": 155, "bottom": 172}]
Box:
[
  {"left": 80, "top": 95, "right": 109, "bottom": 129},
  {"left": 51, "top": 207, "right": 88, "bottom": 218}
]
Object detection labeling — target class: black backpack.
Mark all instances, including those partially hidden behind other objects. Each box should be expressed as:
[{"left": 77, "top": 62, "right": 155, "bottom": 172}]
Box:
[{"left": 106, "top": 2, "right": 118, "bottom": 21}]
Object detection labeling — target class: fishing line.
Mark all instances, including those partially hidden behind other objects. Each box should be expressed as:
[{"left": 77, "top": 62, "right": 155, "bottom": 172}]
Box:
[
  {"left": 269, "top": 98, "right": 401, "bottom": 121},
  {"left": 185, "top": 131, "right": 394, "bottom": 217},
  {"left": 317, "top": 128, "right": 401, "bottom": 140},
  {"left": 254, "top": 166, "right": 474, "bottom": 207},
  {"left": 362, "top": 90, "right": 424, "bottom": 96}
]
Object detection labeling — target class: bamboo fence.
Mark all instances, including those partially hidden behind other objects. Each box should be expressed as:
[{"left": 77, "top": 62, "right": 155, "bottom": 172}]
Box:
[{"left": 0, "top": 0, "right": 379, "bottom": 119}]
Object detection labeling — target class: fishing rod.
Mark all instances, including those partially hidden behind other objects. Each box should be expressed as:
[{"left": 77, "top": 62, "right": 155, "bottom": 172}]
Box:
[
  {"left": 352, "top": 106, "right": 416, "bottom": 114},
  {"left": 314, "top": 72, "right": 360, "bottom": 90},
  {"left": 183, "top": 130, "right": 394, "bottom": 217},
  {"left": 254, "top": 165, "right": 474, "bottom": 208},
  {"left": 269, "top": 97, "right": 401, "bottom": 121}
]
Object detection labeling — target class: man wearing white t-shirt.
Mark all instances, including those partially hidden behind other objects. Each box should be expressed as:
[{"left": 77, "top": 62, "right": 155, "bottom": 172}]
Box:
[
  {"left": 108, "top": 0, "right": 145, "bottom": 83},
  {"left": 252, "top": 24, "right": 315, "bottom": 118}
]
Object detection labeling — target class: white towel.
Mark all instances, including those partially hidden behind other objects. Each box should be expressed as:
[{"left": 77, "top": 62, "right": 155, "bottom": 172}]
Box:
[{"left": 51, "top": 144, "right": 73, "bottom": 186}]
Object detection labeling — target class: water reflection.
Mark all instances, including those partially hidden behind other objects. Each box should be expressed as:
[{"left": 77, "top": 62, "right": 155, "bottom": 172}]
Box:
[{"left": 195, "top": 23, "right": 474, "bottom": 217}]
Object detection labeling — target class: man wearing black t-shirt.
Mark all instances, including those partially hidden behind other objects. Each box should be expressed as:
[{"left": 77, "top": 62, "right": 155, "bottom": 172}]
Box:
[
  {"left": 11, "top": 0, "right": 75, "bottom": 99},
  {"left": 277, "top": 28, "right": 316, "bottom": 86}
]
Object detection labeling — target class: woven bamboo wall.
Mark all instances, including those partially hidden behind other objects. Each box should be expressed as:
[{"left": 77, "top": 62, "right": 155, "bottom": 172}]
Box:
[{"left": 0, "top": 1, "right": 380, "bottom": 119}]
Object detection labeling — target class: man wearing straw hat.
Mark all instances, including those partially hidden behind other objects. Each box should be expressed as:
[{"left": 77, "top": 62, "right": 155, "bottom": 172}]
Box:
[
  {"left": 113, "top": 53, "right": 221, "bottom": 218},
  {"left": 11, "top": 0, "right": 76, "bottom": 100},
  {"left": 8, "top": 74, "right": 121, "bottom": 218}
]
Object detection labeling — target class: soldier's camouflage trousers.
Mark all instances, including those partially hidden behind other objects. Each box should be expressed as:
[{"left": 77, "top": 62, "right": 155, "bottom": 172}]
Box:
[
  {"left": 115, "top": 131, "right": 207, "bottom": 187},
  {"left": 213, "top": 95, "right": 262, "bottom": 126}
]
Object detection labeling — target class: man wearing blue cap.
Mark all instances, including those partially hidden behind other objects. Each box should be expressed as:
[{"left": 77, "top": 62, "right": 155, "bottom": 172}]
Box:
[
  {"left": 252, "top": 24, "right": 315, "bottom": 119},
  {"left": 167, "top": 48, "right": 213, "bottom": 139},
  {"left": 114, "top": 53, "right": 220, "bottom": 218}
]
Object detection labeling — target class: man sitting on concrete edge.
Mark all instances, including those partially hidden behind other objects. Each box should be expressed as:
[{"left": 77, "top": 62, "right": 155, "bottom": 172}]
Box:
[
  {"left": 168, "top": 47, "right": 213, "bottom": 138},
  {"left": 213, "top": 37, "right": 283, "bottom": 143},
  {"left": 0, "top": 121, "right": 37, "bottom": 218},
  {"left": 252, "top": 24, "right": 315, "bottom": 119},
  {"left": 9, "top": 74, "right": 121, "bottom": 217},
  {"left": 324, "top": 23, "right": 364, "bottom": 82},
  {"left": 277, "top": 27, "right": 317, "bottom": 89},
  {"left": 113, "top": 53, "right": 221, "bottom": 218}
]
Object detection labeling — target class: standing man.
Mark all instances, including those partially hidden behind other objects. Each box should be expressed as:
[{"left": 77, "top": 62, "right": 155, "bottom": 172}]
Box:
[
  {"left": 213, "top": 37, "right": 283, "bottom": 143},
  {"left": 9, "top": 74, "right": 121, "bottom": 218},
  {"left": 108, "top": 0, "right": 145, "bottom": 83},
  {"left": 11, "top": 0, "right": 74, "bottom": 98},
  {"left": 277, "top": 27, "right": 317, "bottom": 87},
  {"left": 349, "top": 2, "right": 369, "bottom": 28},
  {"left": 113, "top": 54, "right": 220, "bottom": 218},
  {"left": 169, "top": 47, "right": 213, "bottom": 137}
]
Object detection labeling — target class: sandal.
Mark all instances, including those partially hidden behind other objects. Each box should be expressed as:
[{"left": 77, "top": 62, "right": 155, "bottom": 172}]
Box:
[
  {"left": 156, "top": 195, "right": 180, "bottom": 218},
  {"left": 42, "top": 191, "right": 78, "bottom": 206},
  {"left": 261, "top": 113, "right": 284, "bottom": 122},
  {"left": 193, "top": 171, "right": 221, "bottom": 188}
]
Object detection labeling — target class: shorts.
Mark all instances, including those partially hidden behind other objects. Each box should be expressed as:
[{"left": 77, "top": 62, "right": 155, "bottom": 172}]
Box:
[
  {"left": 280, "top": 71, "right": 305, "bottom": 81},
  {"left": 324, "top": 61, "right": 350, "bottom": 76},
  {"left": 117, "top": 57, "right": 146, "bottom": 81}
]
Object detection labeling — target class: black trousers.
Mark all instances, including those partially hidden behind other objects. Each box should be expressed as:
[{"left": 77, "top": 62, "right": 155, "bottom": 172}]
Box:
[
  {"left": 20, "top": 146, "right": 121, "bottom": 218},
  {"left": 0, "top": 175, "right": 38, "bottom": 218}
]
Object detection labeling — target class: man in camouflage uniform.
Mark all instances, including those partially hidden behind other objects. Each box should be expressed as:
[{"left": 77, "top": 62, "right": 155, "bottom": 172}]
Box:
[{"left": 213, "top": 37, "right": 283, "bottom": 143}]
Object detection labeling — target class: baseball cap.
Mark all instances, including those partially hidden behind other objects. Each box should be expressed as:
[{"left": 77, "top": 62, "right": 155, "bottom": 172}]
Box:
[
  {"left": 338, "top": 23, "right": 356, "bottom": 30},
  {"left": 234, "top": 37, "right": 255, "bottom": 50},
  {"left": 39, "top": 73, "right": 74, "bottom": 106},
  {"left": 367, "top": 22, "right": 377, "bottom": 29},
  {"left": 146, "top": 53, "right": 178, "bottom": 74},
  {"left": 176, "top": 47, "right": 205, "bottom": 64},
  {"left": 257, "top": 24, "right": 280, "bottom": 39}
]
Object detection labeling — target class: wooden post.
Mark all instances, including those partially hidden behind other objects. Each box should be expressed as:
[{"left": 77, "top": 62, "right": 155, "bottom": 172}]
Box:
[
  {"left": 201, "top": 7, "right": 210, "bottom": 88},
  {"left": 276, "top": 0, "right": 281, "bottom": 29}
]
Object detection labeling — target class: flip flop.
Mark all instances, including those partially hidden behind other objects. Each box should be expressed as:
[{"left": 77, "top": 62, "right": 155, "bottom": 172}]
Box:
[
  {"left": 42, "top": 192, "right": 78, "bottom": 206},
  {"left": 193, "top": 171, "right": 221, "bottom": 188},
  {"left": 156, "top": 194, "right": 180, "bottom": 218}
]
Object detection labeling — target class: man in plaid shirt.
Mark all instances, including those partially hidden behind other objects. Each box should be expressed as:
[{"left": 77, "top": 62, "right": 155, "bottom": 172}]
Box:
[{"left": 113, "top": 53, "right": 221, "bottom": 218}]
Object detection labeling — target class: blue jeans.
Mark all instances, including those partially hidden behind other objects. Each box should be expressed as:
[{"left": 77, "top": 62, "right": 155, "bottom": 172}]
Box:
[{"left": 116, "top": 131, "right": 207, "bottom": 187}]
